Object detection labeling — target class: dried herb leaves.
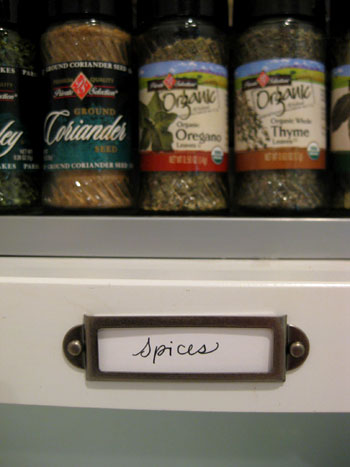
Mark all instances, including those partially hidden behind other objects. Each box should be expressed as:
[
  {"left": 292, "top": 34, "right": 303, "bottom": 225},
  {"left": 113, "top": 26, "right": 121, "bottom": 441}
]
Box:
[
  {"left": 330, "top": 31, "right": 350, "bottom": 210},
  {"left": 234, "top": 19, "right": 327, "bottom": 212},
  {"left": 0, "top": 28, "right": 39, "bottom": 209},
  {"left": 138, "top": 28, "right": 228, "bottom": 213}
]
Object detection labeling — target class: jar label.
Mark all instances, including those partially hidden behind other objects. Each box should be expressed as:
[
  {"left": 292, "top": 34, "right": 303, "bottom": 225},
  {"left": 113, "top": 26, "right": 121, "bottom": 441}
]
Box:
[
  {"left": 331, "top": 65, "right": 350, "bottom": 171},
  {"left": 0, "top": 67, "right": 39, "bottom": 172},
  {"left": 234, "top": 58, "right": 326, "bottom": 172},
  {"left": 139, "top": 61, "right": 228, "bottom": 172},
  {"left": 43, "top": 61, "right": 133, "bottom": 171}
]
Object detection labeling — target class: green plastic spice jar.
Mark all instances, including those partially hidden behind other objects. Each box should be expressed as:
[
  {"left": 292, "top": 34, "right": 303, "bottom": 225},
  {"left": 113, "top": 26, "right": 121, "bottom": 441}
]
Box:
[
  {"left": 136, "top": 0, "right": 229, "bottom": 213},
  {"left": 41, "top": 0, "right": 134, "bottom": 210},
  {"left": 329, "top": 0, "right": 350, "bottom": 212},
  {"left": 232, "top": 0, "right": 327, "bottom": 214},
  {"left": 0, "top": 0, "right": 40, "bottom": 210}
]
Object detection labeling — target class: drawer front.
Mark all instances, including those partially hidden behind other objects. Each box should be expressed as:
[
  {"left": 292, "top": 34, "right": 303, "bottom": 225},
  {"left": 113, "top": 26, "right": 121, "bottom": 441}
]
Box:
[{"left": 1, "top": 257, "right": 349, "bottom": 412}]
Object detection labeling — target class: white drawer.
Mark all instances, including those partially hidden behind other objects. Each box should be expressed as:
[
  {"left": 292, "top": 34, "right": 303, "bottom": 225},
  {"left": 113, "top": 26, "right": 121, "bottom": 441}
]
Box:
[{"left": 1, "top": 257, "right": 349, "bottom": 413}]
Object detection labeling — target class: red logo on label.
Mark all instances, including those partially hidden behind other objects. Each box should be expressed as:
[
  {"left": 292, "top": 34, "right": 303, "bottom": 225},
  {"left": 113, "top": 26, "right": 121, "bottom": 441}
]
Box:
[
  {"left": 71, "top": 72, "right": 93, "bottom": 100},
  {"left": 257, "top": 71, "right": 270, "bottom": 87},
  {"left": 163, "top": 73, "right": 176, "bottom": 90}
]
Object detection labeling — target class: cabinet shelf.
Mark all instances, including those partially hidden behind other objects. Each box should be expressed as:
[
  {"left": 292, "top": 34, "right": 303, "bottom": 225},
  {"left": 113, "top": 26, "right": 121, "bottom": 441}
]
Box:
[{"left": 1, "top": 215, "right": 349, "bottom": 259}]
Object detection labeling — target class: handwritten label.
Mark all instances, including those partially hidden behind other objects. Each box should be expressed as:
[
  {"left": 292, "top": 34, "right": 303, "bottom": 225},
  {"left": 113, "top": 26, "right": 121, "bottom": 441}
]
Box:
[
  {"left": 132, "top": 336, "right": 220, "bottom": 364},
  {"left": 98, "top": 327, "right": 273, "bottom": 374}
]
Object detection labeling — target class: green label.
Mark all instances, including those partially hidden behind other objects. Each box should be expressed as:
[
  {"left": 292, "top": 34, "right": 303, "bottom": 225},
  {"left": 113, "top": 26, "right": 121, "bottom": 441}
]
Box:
[
  {"left": 0, "top": 68, "right": 39, "bottom": 173},
  {"left": 331, "top": 65, "right": 350, "bottom": 172}
]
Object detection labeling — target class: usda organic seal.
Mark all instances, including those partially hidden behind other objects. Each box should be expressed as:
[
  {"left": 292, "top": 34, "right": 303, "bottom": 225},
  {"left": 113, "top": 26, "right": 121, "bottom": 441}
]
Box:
[
  {"left": 211, "top": 146, "right": 224, "bottom": 165},
  {"left": 307, "top": 142, "right": 320, "bottom": 160}
]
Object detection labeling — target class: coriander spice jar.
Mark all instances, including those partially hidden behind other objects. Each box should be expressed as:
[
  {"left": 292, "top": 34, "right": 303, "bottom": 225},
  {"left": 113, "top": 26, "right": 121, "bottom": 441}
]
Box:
[
  {"left": 232, "top": 0, "right": 327, "bottom": 214},
  {"left": 0, "top": 0, "right": 40, "bottom": 211},
  {"left": 136, "top": 0, "right": 229, "bottom": 213},
  {"left": 41, "top": 0, "right": 134, "bottom": 210}
]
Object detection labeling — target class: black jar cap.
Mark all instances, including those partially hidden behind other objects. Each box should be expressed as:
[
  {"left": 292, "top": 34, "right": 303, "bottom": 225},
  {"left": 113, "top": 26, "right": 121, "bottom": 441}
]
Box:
[
  {"left": 46, "top": 0, "right": 132, "bottom": 31},
  {"left": 137, "top": 0, "right": 228, "bottom": 29},
  {"left": 329, "top": 0, "right": 348, "bottom": 35},
  {"left": 233, "top": 0, "right": 326, "bottom": 31},
  {"left": 0, "top": 0, "right": 19, "bottom": 24},
  {"left": 0, "top": 0, "right": 33, "bottom": 26},
  {"left": 0, "top": 0, "right": 41, "bottom": 37}
]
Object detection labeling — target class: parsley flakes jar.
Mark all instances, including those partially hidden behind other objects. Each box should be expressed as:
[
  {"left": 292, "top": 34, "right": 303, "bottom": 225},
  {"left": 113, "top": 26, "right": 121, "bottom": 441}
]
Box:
[{"left": 0, "top": 0, "right": 40, "bottom": 211}]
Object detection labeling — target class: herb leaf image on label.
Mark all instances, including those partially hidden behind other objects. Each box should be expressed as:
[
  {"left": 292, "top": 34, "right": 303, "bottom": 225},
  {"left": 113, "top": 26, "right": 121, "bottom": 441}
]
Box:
[
  {"left": 331, "top": 93, "right": 350, "bottom": 132},
  {"left": 233, "top": 16, "right": 327, "bottom": 212},
  {"left": 139, "top": 93, "right": 177, "bottom": 152},
  {"left": 235, "top": 90, "right": 270, "bottom": 150},
  {"left": 330, "top": 67, "right": 350, "bottom": 208},
  {"left": 137, "top": 28, "right": 229, "bottom": 212}
]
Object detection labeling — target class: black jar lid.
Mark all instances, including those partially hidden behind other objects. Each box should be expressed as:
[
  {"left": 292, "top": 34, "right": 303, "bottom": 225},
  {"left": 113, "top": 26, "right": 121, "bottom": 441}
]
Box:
[
  {"left": 137, "top": 0, "right": 228, "bottom": 29},
  {"left": 233, "top": 0, "right": 326, "bottom": 31},
  {"left": 46, "top": 0, "right": 132, "bottom": 31},
  {"left": 329, "top": 0, "right": 348, "bottom": 35},
  {"left": 0, "top": 0, "right": 32, "bottom": 26},
  {"left": 0, "top": 0, "right": 40, "bottom": 36},
  {"left": 0, "top": 0, "right": 19, "bottom": 24}
]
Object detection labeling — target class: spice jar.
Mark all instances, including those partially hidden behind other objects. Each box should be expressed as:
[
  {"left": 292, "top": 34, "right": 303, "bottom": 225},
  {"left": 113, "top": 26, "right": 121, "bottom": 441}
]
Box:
[
  {"left": 41, "top": 0, "right": 134, "bottom": 210},
  {"left": 0, "top": 0, "right": 40, "bottom": 211},
  {"left": 136, "top": 0, "right": 229, "bottom": 213},
  {"left": 329, "top": 0, "right": 350, "bottom": 212},
  {"left": 232, "top": 0, "right": 327, "bottom": 214}
]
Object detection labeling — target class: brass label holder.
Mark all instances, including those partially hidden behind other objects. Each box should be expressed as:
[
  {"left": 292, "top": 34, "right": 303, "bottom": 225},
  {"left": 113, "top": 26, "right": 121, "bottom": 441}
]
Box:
[{"left": 63, "top": 315, "right": 309, "bottom": 382}]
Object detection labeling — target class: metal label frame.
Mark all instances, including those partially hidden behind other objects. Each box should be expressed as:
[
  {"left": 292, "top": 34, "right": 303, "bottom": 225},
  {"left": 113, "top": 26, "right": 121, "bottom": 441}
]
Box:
[{"left": 63, "top": 315, "right": 309, "bottom": 382}]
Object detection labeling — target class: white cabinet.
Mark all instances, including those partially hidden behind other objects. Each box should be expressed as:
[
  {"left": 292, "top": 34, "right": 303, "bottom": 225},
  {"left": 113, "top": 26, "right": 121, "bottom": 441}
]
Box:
[{"left": 1, "top": 218, "right": 349, "bottom": 413}]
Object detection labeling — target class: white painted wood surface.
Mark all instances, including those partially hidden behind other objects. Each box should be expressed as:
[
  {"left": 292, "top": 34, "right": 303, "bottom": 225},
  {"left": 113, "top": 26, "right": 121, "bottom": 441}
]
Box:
[{"left": 1, "top": 257, "right": 349, "bottom": 412}]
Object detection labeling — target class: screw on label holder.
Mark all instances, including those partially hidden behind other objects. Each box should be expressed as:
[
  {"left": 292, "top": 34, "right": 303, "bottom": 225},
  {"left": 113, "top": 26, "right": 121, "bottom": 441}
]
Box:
[
  {"left": 63, "top": 325, "right": 85, "bottom": 369},
  {"left": 289, "top": 341, "right": 306, "bottom": 359},
  {"left": 286, "top": 325, "right": 310, "bottom": 371},
  {"left": 67, "top": 339, "right": 83, "bottom": 357},
  {"left": 63, "top": 317, "right": 310, "bottom": 380}
]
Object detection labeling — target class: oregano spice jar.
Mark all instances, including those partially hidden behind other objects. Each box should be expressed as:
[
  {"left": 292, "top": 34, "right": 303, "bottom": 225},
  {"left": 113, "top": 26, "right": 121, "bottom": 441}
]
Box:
[
  {"left": 136, "top": 0, "right": 229, "bottom": 213},
  {"left": 232, "top": 0, "right": 327, "bottom": 214},
  {"left": 329, "top": 0, "right": 350, "bottom": 212},
  {"left": 41, "top": 0, "right": 134, "bottom": 210},
  {"left": 0, "top": 0, "right": 40, "bottom": 210}
]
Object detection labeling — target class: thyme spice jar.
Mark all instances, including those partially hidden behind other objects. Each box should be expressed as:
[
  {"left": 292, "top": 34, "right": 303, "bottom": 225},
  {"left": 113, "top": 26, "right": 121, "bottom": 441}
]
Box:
[
  {"left": 232, "top": 0, "right": 327, "bottom": 214},
  {"left": 136, "top": 0, "right": 229, "bottom": 213},
  {"left": 329, "top": 0, "right": 350, "bottom": 212},
  {"left": 0, "top": 0, "right": 40, "bottom": 210},
  {"left": 41, "top": 0, "right": 134, "bottom": 210}
]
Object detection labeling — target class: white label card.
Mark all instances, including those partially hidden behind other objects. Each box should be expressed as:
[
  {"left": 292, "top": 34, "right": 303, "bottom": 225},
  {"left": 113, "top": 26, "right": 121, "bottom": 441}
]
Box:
[{"left": 98, "top": 327, "right": 273, "bottom": 374}]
